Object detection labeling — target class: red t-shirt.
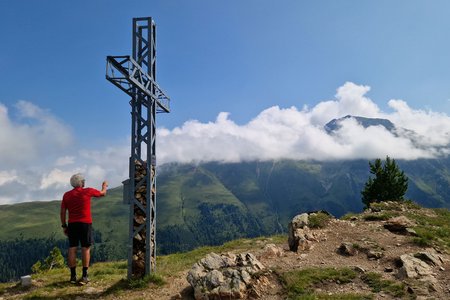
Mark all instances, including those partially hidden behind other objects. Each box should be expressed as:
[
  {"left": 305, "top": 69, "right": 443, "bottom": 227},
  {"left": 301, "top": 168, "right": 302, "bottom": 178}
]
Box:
[{"left": 61, "top": 187, "right": 102, "bottom": 224}]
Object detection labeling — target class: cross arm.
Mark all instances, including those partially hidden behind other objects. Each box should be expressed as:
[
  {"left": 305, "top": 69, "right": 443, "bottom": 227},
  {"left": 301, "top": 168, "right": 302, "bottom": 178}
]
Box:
[{"left": 106, "top": 55, "right": 170, "bottom": 113}]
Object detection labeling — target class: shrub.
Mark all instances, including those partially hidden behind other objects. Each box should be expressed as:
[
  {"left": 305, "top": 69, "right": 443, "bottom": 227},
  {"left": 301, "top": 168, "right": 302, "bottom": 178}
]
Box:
[
  {"left": 31, "top": 247, "right": 65, "bottom": 273},
  {"left": 308, "top": 212, "right": 332, "bottom": 228}
]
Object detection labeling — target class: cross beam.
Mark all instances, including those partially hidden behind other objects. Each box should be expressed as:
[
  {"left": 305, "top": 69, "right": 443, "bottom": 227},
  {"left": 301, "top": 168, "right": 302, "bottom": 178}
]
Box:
[
  {"left": 106, "top": 55, "right": 170, "bottom": 113},
  {"left": 106, "top": 17, "right": 170, "bottom": 279}
]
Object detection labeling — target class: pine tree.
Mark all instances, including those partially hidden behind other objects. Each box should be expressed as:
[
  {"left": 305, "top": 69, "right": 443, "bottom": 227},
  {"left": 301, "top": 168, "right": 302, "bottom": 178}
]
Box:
[{"left": 361, "top": 156, "right": 409, "bottom": 207}]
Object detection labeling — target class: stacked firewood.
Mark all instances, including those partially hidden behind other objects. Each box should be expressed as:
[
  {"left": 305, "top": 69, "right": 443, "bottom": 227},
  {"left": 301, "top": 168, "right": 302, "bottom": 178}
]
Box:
[{"left": 131, "top": 160, "right": 156, "bottom": 277}]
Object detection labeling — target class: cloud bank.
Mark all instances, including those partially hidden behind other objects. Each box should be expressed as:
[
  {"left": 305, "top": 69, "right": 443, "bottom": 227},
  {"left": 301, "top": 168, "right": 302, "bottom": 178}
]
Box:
[
  {"left": 0, "top": 82, "right": 449, "bottom": 204},
  {"left": 158, "top": 82, "right": 450, "bottom": 163}
]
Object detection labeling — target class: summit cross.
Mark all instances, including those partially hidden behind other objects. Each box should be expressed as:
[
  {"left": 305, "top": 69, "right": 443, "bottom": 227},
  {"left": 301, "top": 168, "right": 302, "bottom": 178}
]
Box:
[{"left": 106, "top": 17, "right": 170, "bottom": 278}]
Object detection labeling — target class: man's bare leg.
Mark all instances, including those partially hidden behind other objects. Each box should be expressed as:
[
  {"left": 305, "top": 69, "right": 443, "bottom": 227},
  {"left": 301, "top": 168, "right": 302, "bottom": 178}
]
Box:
[
  {"left": 68, "top": 247, "right": 77, "bottom": 282},
  {"left": 68, "top": 247, "right": 77, "bottom": 267},
  {"left": 81, "top": 247, "right": 90, "bottom": 283},
  {"left": 81, "top": 247, "right": 90, "bottom": 267}
]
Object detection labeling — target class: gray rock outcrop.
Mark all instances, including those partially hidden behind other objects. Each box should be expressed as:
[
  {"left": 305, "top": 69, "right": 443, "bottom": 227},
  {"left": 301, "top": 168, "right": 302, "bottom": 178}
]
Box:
[
  {"left": 288, "top": 213, "right": 319, "bottom": 252},
  {"left": 397, "top": 249, "right": 445, "bottom": 296},
  {"left": 186, "top": 252, "right": 265, "bottom": 300}
]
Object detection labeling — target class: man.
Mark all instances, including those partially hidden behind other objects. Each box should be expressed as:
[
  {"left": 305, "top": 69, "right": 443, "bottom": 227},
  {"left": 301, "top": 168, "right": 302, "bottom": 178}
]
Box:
[{"left": 60, "top": 173, "right": 108, "bottom": 284}]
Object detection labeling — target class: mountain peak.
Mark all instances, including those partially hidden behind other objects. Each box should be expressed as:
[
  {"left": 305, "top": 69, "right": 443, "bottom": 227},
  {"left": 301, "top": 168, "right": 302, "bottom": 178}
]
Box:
[{"left": 324, "top": 115, "right": 395, "bottom": 134}]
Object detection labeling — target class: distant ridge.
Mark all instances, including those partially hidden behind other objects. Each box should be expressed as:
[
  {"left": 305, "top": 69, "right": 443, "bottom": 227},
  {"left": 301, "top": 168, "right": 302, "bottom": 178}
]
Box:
[{"left": 324, "top": 115, "right": 396, "bottom": 134}]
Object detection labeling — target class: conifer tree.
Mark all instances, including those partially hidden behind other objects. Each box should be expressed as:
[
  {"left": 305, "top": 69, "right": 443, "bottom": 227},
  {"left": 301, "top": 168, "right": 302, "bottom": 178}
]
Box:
[{"left": 361, "top": 156, "right": 408, "bottom": 207}]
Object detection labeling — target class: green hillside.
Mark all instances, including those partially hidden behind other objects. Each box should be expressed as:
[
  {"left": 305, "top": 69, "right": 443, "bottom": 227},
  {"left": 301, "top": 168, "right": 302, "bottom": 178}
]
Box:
[{"left": 0, "top": 187, "right": 126, "bottom": 242}]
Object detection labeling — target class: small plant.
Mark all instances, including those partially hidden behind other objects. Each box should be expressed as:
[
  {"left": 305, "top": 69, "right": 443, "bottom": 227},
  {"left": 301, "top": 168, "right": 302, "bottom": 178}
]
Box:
[
  {"left": 308, "top": 212, "right": 332, "bottom": 228},
  {"left": 362, "top": 272, "right": 405, "bottom": 298}
]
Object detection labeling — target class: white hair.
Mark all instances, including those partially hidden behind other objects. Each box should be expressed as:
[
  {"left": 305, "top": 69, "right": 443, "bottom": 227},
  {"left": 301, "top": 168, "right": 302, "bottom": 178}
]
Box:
[{"left": 70, "top": 173, "right": 85, "bottom": 188}]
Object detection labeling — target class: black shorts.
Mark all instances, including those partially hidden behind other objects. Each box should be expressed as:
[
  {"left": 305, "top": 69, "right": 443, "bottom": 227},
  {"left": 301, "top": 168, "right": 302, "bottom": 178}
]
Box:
[{"left": 68, "top": 222, "right": 92, "bottom": 248}]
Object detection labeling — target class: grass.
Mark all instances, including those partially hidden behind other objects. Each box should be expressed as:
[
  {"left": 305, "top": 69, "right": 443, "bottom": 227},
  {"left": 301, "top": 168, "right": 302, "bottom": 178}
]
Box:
[
  {"left": 281, "top": 267, "right": 359, "bottom": 298},
  {"left": 361, "top": 272, "right": 405, "bottom": 298},
  {"left": 340, "top": 213, "right": 359, "bottom": 220},
  {"left": 128, "top": 273, "right": 165, "bottom": 289},
  {"left": 361, "top": 212, "right": 397, "bottom": 221},
  {"left": 369, "top": 200, "right": 421, "bottom": 212},
  {"left": 0, "top": 234, "right": 286, "bottom": 299},
  {"left": 407, "top": 208, "right": 450, "bottom": 250}
]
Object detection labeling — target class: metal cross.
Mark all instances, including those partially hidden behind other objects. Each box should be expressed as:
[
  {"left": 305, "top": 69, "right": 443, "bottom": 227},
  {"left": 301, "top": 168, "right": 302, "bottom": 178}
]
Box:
[{"left": 106, "top": 17, "right": 170, "bottom": 278}]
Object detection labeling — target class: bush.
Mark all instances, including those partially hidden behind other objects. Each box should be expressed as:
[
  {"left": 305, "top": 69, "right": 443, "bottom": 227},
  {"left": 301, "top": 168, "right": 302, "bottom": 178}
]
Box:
[
  {"left": 308, "top": 212, "right": 332, "bottom": 228},
  {"left": 31, "top": 247, "right": 65, "bottom": 273}
]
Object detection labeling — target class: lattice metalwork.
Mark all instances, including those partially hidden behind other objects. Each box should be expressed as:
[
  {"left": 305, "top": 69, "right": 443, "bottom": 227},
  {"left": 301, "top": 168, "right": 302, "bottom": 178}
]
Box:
[{"left": 106, "top": 17, "right": 170, "bottom": 278}]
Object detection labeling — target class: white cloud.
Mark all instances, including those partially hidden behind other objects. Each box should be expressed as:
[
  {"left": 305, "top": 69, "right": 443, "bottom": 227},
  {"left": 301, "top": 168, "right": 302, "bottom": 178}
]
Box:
[
  {"left": 0, "top": 101, "right": 126, "bottom": 204},
  {"left": 157, "top": 82, "right": 450, "bottom": 164},
  {"left": 1, "top": 83, "right": 449, "bottom": 204},
  {"left": 0, "top": 170, "right": 19, "bottom": 186},
  {"left": 40, "top": 168, "right": 79, "bottom": 189},
  {"left": 0, "top": 101, "right": 73, "bottom": 168}
]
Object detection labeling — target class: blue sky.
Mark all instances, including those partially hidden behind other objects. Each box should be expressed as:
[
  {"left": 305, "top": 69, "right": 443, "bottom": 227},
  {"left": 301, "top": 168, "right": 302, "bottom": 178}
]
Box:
[{"left": 1, "top": 0, "right": 450, "bottom": 204}]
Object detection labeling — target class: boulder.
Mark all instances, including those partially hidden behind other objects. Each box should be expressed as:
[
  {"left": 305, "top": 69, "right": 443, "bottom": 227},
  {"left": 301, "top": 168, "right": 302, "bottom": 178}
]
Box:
[
  {"left": 187, "top": 252, "right": 265, "bottom": 300},
  {"left": 288, "top": 213, "right": 321, "bottom": 252},
  {"left": 397, "top": 254, "right": 433, "bottom": 279}
]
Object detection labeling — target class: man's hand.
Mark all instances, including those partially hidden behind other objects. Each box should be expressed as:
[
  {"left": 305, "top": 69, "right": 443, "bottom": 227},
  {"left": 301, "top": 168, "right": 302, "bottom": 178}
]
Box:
[
  {"left": 100, "top": 181, "right": 108, "bottom": 196},
  {"left": 63, "top": 227, "right": 68, "bottom": 236}
]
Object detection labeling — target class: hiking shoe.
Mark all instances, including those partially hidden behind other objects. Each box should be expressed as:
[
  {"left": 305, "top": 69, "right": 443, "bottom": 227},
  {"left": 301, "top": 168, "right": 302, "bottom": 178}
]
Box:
[
  {"left": 70, "top": 275, "right": 77, "bottom": 284},
  {"left": 79, "top": 276, "right": 90, "bottom": 285}
]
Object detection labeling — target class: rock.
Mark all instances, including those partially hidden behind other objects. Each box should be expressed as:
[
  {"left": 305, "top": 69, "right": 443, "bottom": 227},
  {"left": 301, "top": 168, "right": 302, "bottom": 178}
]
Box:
[
  {"left": 260, "top": 244, "right": 283, "bottom": 258},
  {"left": 20, "top": 275, "right": 31, "bottom": 287},
  {"left": 384, "top": 216, "right": 415, "bottom": 233},
  {"left": 337, "top": 242, "right": 358, "bottom": 256},
  {"left": 405, "top": 228, "right": 418, "bottom": 236},
  {"left": 291, "top": 213, "right": 310, "bottom": 229},
  {"left": 200, "top": 252, "right": 229, "bottom": 270},
  {"left": 187, "top": 252, "right": 265, "bottom": 300},
  {"left": 288, "top": 214, "right": 319, "bottom": 252},
  {"left": 367, "top": 250, "right": 384, "bottom": 260},
  {"left": 397, "top": 254, "right": 433, "bottom": 279},
  {"left": 413, "top": 249, "right": 444, "bottom": 267}
]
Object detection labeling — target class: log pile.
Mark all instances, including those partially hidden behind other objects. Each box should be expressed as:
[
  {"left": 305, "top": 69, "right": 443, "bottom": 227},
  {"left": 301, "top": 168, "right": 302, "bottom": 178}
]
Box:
[{"left": 131, "top": 160, "right": 156, "bottom": 277}]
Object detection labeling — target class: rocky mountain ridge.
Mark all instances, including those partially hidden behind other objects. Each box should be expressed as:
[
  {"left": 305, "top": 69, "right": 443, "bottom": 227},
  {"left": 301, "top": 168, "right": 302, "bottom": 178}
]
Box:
[{"left": 182, "top": 201, "right": 450, "bottom": 299}]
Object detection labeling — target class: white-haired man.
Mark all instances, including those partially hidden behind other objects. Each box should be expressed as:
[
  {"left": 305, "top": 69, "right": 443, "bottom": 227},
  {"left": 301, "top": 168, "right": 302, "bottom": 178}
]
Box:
[{"left": 60, "top": 173, "right": 108, "bottom": 284}]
